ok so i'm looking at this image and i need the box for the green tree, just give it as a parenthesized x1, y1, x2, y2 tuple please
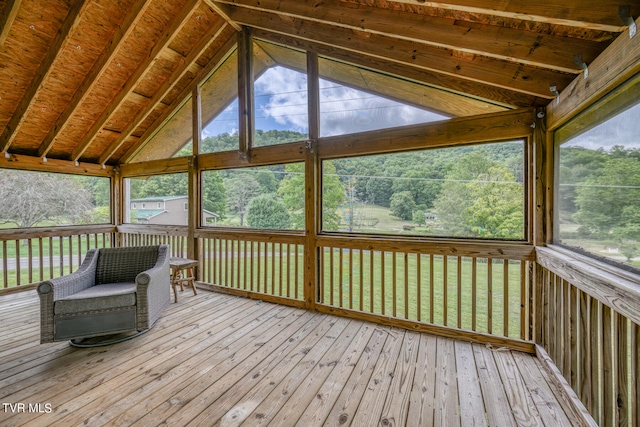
(224, 174, 260, 226)
(390, 191, 416, 220)
(246, 194, 290, 229)
(574, 157, 640, 238)
(322, 162, 345, 231)
(365, 177, 394, 207)
(278, 163, 305, 229)
(0, 170, 94, 228)
(434, 151, 523, 238)
(255, 170, 278, 193)
(202, 172, 226, 219)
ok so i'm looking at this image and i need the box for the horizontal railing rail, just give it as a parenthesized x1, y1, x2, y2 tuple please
(535, 246, 640, 427)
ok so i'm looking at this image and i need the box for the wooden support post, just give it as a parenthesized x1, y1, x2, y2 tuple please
(188, 86, 202, 266)
(113, 168, 124, 248)
(304, 51, 319, 310)
(237, 27, 254, 160)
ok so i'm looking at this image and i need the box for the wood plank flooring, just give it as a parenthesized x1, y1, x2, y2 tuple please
(0, 289, 581, 426)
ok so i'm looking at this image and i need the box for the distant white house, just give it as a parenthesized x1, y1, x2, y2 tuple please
(130, 196, 218, 225)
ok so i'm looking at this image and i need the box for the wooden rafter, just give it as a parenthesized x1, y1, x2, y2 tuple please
(203, 0, 241, 31)
(0, 0, 88, 154)
(120, 32, 238, 163)
(0, 0, 22, 48)
(219, 4, 574, 99)
(36, 0, 153, 159)
(70, 0, 202, 163)
(97, 19, 229, 165)
(216, 0, 606, 73)
(374, 0, 635, 32)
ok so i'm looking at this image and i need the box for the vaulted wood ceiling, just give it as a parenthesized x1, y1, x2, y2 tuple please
(0, 0, 636, 166)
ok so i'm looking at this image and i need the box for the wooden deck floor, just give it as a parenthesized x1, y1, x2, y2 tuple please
(1, 289, 581, 426)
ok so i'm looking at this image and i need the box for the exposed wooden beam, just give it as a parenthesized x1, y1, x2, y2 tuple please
(0, 0, 88, 154)
(237, 27, 254, 155)
(217, 0, 606, 73)
(119, 157, 189, 177)
(203, 0, 242, 31)
(254, 29, 545, 109)
(97, 19, 229, 165)
(221, 4, 572, 99)
(369, 0, 635, 32)
(70, 0, 202, 162)
(0, 0, 21, 48)
(546, 16, 640, 131)
(120, 32, 238, 163)
(0, 152, 114, 177)
(316, 108, 536, 159)
(36, 0, 153, 159)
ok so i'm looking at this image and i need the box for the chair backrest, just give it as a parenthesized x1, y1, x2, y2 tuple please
(96, 246, 160, 285)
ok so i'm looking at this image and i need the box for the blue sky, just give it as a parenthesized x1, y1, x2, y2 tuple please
(202, 66, 446, 139)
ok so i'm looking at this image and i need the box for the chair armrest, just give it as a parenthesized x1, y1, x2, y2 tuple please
(37, 249, 99, 300)
(135, 244, 171, 329)
(37, 248, 99, 343)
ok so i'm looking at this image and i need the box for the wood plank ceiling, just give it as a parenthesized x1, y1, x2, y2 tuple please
(0, 0, 636, 166)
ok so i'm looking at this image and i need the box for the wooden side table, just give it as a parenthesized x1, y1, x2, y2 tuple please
(169, 257, 198, 303)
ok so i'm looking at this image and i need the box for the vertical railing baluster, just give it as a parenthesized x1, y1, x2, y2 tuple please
(471, 257, 477, 332)
(28, 238, 33, 284)
(617, 313, 629, 426)
(416, 253, 421, 322)
(503, 260, 509, 337)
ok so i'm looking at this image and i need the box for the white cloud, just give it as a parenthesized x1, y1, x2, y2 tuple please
(251, 66, 447, 136)
(564, 102, 640, 150)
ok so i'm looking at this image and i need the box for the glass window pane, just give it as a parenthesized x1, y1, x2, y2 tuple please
(253, 41, 308, 147)
(556, 78, 640, 269)
(318, 57, 449, 137)
(125, 173, 188, 225)
(0, 170, 110, 227)
(201, 51, 240, 153)
(201, 163, 304, 230)
(322, 141, 525, 239)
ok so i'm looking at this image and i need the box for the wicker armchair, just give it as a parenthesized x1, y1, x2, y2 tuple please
(37, 245, 171, 345)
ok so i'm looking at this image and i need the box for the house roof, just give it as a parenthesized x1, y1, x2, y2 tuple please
(0, 0, 637, 166)
(131, 196, 187, 203)
(134, 209, 166, 220)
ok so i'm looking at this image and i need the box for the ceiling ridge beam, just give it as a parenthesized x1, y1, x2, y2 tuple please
(216, 0, 604, 73)
(376, 0, 632, 33)
(0, 0, 22, 48)
(97, 20, 229, 165)
(37, 0, 154, 159)
(70, 0, 203, 163)
(121, 31, 238, 163)
(222, 4, 570, 99)
(0, 0, 89, 154)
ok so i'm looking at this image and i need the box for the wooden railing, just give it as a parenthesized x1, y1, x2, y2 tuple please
(116, 224, 188, 258)
(536, 246, 640, 427)
(316, 236, 535, 351)
(196, 229, 305, 306)
(0, 225, 115, 289)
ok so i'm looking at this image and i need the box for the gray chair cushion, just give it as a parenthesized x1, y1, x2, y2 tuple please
(54, 282, 137, 315)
